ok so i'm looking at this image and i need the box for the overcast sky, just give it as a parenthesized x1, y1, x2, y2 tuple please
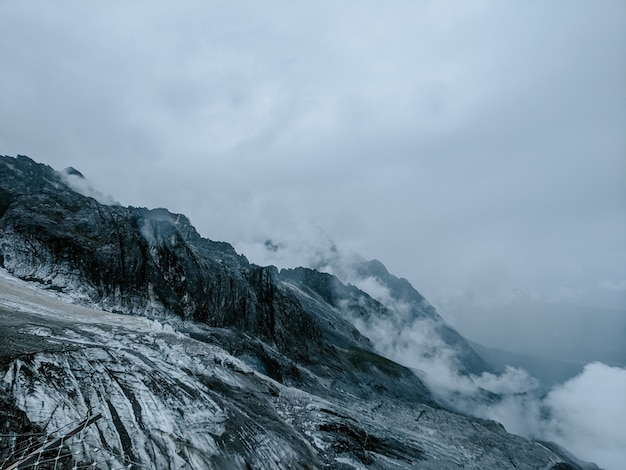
(1, 1, 625, 333)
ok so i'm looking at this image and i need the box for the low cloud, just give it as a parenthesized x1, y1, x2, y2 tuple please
(351, 273, 626, 470)
(360, 303, 626, 470)
(354, 279, 626, 470)
(541, 363, 626, 470)
(59, 168, 119, 206)
(235, 222, 347, 272)
(246, 235, 626, 469)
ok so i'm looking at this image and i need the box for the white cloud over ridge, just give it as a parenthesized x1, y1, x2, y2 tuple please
(541, 363, 626, 470)
(250, 236, 625, 469)
(353, 279, 626, 470)
(58, 168, 119, 206)
(358, 272, 626, 470)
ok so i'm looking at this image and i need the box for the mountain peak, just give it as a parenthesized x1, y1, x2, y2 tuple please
(63, 166, 85, 178)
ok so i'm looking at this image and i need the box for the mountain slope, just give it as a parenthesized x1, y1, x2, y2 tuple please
(0, 154, 594, 469)
(0, 271, 589, 469)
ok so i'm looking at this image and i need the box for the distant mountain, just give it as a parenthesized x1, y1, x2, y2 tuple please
(0, 155, 595, 469)
(468, 340, 587, 388)
(454, 299, 626, 370)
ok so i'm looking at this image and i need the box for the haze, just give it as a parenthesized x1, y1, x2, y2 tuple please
(1, 0, 625, 371)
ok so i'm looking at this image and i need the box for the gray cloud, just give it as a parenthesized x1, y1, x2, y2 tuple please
(541, 363, 626, 470)
(1, 0, 623, 333)
(2, 0, 624, 346)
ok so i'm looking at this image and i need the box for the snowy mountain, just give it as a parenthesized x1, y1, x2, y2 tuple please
(0, 155, 596, 469)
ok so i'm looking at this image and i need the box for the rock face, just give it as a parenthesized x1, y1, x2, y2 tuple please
(0, 155, 321, 361)
(279, 264, 493, 376)
(0, 155, 594, 469)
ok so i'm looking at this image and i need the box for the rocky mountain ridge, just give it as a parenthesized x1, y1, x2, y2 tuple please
(0, 154, 595, 469)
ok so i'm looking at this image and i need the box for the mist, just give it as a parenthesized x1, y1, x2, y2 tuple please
(245, 233, 626, 469)
(339, 249, 626, 470)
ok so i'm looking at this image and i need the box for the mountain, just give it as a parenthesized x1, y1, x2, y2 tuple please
(277, 263, 494, 382)
(456, 299, 626, 371)
(0, 155, 595, 469)
(468, 340, 587, 388)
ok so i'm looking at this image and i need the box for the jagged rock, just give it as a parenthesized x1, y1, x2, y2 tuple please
(0, 155, 322, 360)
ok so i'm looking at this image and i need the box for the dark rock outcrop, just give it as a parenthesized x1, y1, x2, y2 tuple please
(0, 155, 321, 360)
